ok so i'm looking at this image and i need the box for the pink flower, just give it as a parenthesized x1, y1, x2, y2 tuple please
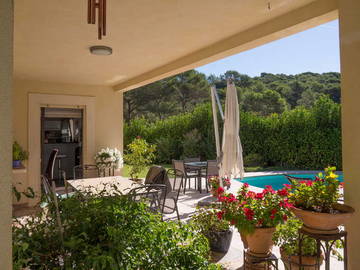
(243, 183, 249, 188)
(255, 193, 264, 200)
(283, 183, 292, 189)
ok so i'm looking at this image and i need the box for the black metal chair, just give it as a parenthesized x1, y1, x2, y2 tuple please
(44, 148, 59, 180)
(128, 184, 167, 220)
(172, 159, 198, 193)
(163, 168, 185, 221)
(73, 164, 100, 179)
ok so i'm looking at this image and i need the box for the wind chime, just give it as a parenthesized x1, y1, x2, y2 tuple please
(87, 0, 107, 40)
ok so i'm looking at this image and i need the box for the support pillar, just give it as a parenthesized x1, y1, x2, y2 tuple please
(0, 0, 14, 268)
(338, 1, 360, 269)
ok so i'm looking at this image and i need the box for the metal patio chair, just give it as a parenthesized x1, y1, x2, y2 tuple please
(172, 159, 198, 193)
(73, 164, 100, 179)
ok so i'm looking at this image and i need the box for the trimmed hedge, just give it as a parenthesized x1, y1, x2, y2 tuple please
(124, 96, 341, 169)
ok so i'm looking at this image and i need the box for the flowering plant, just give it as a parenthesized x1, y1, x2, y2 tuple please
(209, 176, 231, 197)
(217, 183, 293, 234)
(288, 166, 343, 213)
(95, 148, 123, 168)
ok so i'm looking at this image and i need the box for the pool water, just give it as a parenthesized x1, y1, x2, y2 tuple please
(237, 173, 344, 190)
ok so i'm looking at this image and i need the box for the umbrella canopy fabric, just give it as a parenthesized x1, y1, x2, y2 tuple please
(219, 81, 245, 179)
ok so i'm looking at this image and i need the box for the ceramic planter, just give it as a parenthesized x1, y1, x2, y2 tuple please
(242, 227, 276, 257)
(280, 249, 324, 270)
(291, 203, 354, 234)
(13, 160, 22, 168)
(205, 228, 233, 253)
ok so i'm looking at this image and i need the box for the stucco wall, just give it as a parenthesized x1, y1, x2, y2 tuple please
(12, 79, 123, 202)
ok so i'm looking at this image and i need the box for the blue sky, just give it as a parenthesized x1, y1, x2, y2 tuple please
(196, 20, 340, 77)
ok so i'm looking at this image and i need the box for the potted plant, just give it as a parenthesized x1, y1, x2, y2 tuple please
(190, 207, 233, 253)
(288, 166, 354, 234)
(273, 217, 324, 270)
(209, 176, 231, 197)
(13, 141, 28, 168)
(217, 183, 293, 257)
(124, 137, 156, 181)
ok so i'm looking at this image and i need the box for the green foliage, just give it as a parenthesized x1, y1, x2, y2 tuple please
(123, 137, 156, 179)
(243, 153, 265, 167)
(125, 95, 341, 169)
(190, 207, 230, 242)
(13, 141, 28, 161)
(272, 217, 317, 256)
(288, 166, 343, 213)
(13, 189, 220, 269)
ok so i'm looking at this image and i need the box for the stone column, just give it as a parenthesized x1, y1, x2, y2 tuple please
(0, 0, 14, 269)
(338, 0, 360, 269)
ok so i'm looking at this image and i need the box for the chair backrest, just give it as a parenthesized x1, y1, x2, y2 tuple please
(73, 164, 100, 179)
(184, 157, 200, 163)
(41, 175, 58, 203)
(172, 160, 186, 175)
(45, 148, 59, 180)
(206, 160, 219, 176)
(145, 166, 166, 184)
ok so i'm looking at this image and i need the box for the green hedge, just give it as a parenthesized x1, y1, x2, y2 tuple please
(124, 96, 341, 169)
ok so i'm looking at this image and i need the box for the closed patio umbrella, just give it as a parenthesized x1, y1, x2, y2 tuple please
(219, 80, 244, 180)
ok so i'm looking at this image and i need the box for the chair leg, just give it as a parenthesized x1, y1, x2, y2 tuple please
(175, 204, 180, 221)
(205, 177, 209, 193)
(183, 178, 187, 194)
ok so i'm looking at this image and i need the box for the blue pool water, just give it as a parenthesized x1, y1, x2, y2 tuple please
(237, 173, 344, 190)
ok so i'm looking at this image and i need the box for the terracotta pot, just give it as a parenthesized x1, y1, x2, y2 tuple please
(291, 203, 354, 234)
(242, 227, 276, 257)
(280, 249, 324, 270)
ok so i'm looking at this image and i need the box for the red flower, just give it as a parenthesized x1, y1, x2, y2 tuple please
(217, 186, 225, 195)
(257, 219, 264, 226)
(243, 208, 254, 220)
(246, 191, 256, 199)
(230, 219, 236, 225)
(218, 196, 228, 203)
(270, 215, 275, 219)
(271, 209, 277, 215)
(264, 185, 275, 194)
(283, 214, 288, 221)
(227, 193, 238, 202)
(306, 180, 313, 187)
(339, 182, 344, 188)
(280, 199, 294, 209)
(277, 188, 288, 197)
(255, 193, 264, 200)
(243, 183, 249, 188)
(217, 211, 224, 220)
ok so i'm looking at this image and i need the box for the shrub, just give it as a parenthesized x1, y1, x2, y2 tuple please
(13, 190, 220, 269)
(124, 96, 341, 170)
(243, 153, 265, 167)
(123, 137, 156, 179)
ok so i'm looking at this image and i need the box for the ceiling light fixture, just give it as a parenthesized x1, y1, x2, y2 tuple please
(87, 0, 107, 40)
(89, 45, 112, 55)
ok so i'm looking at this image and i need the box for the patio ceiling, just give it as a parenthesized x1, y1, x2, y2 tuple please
(14, 0, 337, 91)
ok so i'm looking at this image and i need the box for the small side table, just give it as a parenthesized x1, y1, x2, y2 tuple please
(298, 227, 347, 270)
(243, 250, 279, 270)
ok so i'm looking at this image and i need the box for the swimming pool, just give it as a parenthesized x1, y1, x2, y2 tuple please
(237, 173, 344, 190)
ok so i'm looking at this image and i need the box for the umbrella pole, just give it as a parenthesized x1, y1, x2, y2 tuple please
(210, 86, 221, 160)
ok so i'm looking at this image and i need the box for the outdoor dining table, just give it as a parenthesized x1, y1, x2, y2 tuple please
(67, 176, 142, 196)
(184, 161, 207, 193)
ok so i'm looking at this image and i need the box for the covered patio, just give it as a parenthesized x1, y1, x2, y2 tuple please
(1, 0, 360, 268)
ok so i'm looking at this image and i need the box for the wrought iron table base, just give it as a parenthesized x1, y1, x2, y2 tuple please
(243, 250, 279, 270)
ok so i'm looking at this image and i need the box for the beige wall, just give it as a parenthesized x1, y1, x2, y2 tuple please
(338, 0, 360, 269)
(13, 79, 123, 201)
(0, 0, 13, 268)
